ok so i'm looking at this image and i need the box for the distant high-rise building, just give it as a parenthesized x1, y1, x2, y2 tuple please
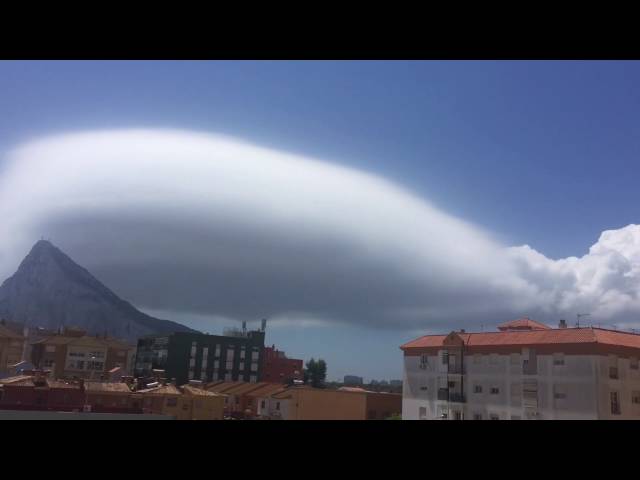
(343, 375, 363, 385)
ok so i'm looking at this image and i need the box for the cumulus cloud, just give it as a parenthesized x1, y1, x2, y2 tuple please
(0, 129, 639, 331)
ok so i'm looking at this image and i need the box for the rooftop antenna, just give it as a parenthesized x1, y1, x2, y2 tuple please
(576, 313, 590, 328)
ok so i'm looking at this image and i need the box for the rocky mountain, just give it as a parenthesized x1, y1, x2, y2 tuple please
(0, 240, 197, 341)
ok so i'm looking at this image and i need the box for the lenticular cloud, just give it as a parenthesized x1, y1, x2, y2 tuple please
(0, 129, 639, 330)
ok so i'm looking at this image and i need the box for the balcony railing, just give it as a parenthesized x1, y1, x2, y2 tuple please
(436, 389, 466, 403)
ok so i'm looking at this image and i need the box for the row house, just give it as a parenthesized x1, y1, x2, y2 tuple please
(134, 383, 226, 420)
(401, 318, 640, 420)
(206, 381, 287, 418)
(255, 385, 402, 420)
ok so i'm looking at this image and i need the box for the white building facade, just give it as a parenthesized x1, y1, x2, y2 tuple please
(401, 319, 640, 420)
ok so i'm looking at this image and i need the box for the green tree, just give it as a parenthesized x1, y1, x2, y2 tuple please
(304, 358, 327, 388)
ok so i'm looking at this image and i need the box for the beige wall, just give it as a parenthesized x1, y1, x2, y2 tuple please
(289, 389, 367, 420)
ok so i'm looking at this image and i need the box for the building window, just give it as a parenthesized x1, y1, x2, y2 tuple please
(418, 406, 427, 419)
(473, 384, 482, 394)
(249, 375, 257, 383)
(261, 400, 266, 409)
(240, 350, 246, 360)
(490, 387, 499, 395)
(611, 391, 621, 415)
(214, 360, 219, 368)
(235, 397, 240, 405)
(166, 397, 177, 407)
(632, 391, 640, 404)
(609, 366, 619, 380)
(226, 361, 233, 370)
(553, 353, 565, 366)
(250, 362, 258, 372)
(43, 359, 55, 368)
(419, 354, 428, 369)
(419, 386, 428, 391)
(189, 371, 194, 380)
(441, 352, 449, 365)
(215, 345, 220, 357)
(276, 402, 280, 411)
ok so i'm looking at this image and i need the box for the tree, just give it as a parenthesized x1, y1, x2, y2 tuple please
(304, 358, 327, 388)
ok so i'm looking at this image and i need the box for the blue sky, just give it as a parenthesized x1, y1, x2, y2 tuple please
(2, 60, 640, 381)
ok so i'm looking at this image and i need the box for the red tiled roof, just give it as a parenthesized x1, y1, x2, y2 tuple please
(401, 327, 640, 350)
(497, 318, 551, 331)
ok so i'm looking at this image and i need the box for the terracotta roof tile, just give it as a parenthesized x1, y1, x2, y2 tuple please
(401, 326, 640, 351)
(85, 382, 132, 393)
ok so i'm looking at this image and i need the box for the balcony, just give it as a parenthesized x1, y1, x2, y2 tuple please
(448, 364, 465, 375)
(436, 389, 466, 403)
(449, 393, 466, 403)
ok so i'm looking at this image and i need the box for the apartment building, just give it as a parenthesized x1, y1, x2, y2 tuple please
(261, 345, 303, 384)
(134, 329, 265, 386)
(256, 385, 402, 420)
(0, 324, 24, 375)
(401, 318, 640, 420)
(30, 328, 135, 379)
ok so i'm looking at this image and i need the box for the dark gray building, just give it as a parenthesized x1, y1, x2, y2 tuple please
(134, 328, 266, 386)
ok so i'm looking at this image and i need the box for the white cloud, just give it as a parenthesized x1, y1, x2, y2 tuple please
(0, 129, 639, 331)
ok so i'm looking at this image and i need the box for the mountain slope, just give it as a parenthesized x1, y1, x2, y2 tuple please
(0, 240, 197, 340)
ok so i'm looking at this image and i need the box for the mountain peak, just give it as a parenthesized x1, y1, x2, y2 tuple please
(0, 240, 196, 340)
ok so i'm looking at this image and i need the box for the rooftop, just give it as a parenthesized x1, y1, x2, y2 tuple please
(85, 382, 132, 393)
(401, 324, 640, 351)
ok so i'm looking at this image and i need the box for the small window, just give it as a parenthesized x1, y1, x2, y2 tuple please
(419, 386, 428, 391)
(419, 354, 428, 368)
(632, 391, 640, 404)
(419, 406, 427, 419)
(554, 391, 567, 400)
(474, 385, 482, 394)
(490, 387, 500, 395)
(276, 402, 280, 411)
(553, 353, 565, 366)
(441, 352, 449, 365)
(260, 400, 266, 409)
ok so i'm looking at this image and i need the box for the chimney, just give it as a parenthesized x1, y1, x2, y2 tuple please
(558, 319, 567, 329)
